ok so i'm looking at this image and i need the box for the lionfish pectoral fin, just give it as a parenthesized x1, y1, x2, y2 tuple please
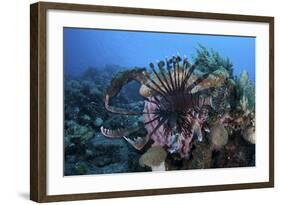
(104, 68, 150, 115)
(101, 126, 123, 138)
(123, 135, 149, 151)
(101, 126, 137, 138)
(105, 95, 144, 115)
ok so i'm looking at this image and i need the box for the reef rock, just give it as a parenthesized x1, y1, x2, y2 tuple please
(212, 135, 255, 168)
(183, 140, 213, 169)
(88, 133, 143, 174)
(139, 146, 167, 171)
(209, 123, 228, 150)
(94, 117, 103, 127)
(242, 126, 255, 144)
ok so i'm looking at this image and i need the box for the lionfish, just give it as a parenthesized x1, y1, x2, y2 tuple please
(101, 55, 228, 158)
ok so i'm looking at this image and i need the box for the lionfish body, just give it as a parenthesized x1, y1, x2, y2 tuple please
(101, 55, 229, 158)
(142, 59, 214, 158)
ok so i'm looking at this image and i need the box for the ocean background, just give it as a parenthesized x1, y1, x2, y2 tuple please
(63, 27, 256, 176)
(64, 27, 255, 81)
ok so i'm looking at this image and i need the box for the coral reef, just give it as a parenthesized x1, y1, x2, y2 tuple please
(235, 70, 255, 112)
(64, 46, 256, 175)
(64, 66, 148, 175)
(139, 146, 167, 171)
(242, 126, 255, 144)
(209, 123, 229, 150)
(194, 44, 234, 78)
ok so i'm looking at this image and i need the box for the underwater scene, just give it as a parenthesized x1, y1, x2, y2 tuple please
(64, 28, 256, 175)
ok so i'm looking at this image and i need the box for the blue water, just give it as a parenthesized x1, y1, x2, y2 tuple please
(64, 27, 255, 81)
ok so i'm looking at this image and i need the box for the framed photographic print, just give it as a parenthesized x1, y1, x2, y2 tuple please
(30, 1, 274, 202)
